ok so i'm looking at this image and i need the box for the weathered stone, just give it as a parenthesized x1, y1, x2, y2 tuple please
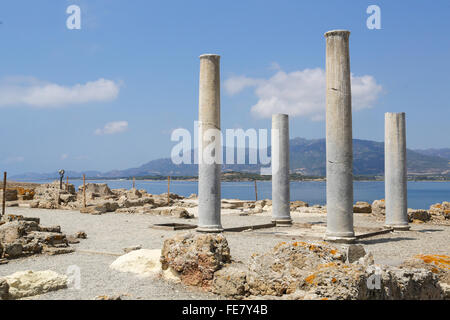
(59, 193, 76, 203)
(345, 244, 366, 263)
(211, 241, 444, 300)
(126, 188, 142, 199)
(3, 243, 23, 258)
(78, 183, 113, 198)
(0, 278, 9, 300)
(161, 232, 230, 287)
(27, 231, 68, 246)
(80, 205, 107, 215)
(401, 254, 450, 287)
(95, 295, 122, 300)
(75, 231, 87, 239)
(123, 245, 142, 253)
(407, 209, 431, 222)
(0, 189, 18, 201)
(38, 225, 61, 233)
(372, 199, 386, 215)
(429, 202, 450, 220)
(353, 202, 372, 213)
(290, 201, 309, 209)
(42, 247, 75, 255)
(22, 240, 42, 254)
(213, 263, 249, 298)
(110, 249, 163, 276)
(0, 221, 27, 243)
(4, 270, 67, 299)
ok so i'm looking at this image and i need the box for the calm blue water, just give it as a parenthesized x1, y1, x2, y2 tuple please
(32, 180, 450, 210)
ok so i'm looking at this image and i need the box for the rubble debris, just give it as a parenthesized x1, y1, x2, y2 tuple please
(160, 232, 231, 288)
(2, 270, 67, 300)
(408, 209, 431, 222)
(123, 245, 142, 253)
(210, 240, 445, 300)
(0, 214, 81, 260)
(353, 202, 372, 213)
(110, 249, 180, 282)
(429, 202, 450, 221)
(371, 199, 385, 215)
(95, 295, 122, 300)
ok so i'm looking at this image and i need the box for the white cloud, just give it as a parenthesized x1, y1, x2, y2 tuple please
(61, 154, 69, 160)
(3, 156, 25, 164)
(94, 121, 128, 135)
(0, 77, 120, 108)
(224, 67, 382, 120)
(224, 76, 263, 95)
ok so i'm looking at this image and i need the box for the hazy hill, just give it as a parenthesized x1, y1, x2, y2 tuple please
(11, 138, 449, 180)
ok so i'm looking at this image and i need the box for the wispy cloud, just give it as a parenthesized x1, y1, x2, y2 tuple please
(224, 67, 382, 120)
(94, 121, 128, 135)
(0, 77, 120, 108)
(60, 153, 69, 160)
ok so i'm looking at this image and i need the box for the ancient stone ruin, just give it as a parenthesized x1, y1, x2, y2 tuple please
(0, 214, 84, 263)
(158, 232, 448, 300)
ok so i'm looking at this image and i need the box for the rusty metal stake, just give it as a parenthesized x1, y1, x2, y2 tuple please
(167, 176, 171, 205)
(1, 172, 6, 218)
(83, 174, 86, 208)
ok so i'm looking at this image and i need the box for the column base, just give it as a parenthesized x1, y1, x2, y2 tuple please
(384, 224, 410, 231)
(272, 219, 292, 227)
(324, 235, 357, 244)
(324, 231, 356, 244)
(196, 225, 224, 233)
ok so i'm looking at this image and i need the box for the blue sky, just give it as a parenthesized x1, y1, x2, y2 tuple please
(0, 0, 449, 175)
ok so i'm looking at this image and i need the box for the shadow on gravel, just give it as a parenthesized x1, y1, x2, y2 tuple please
(358, 237, 416, 245)
(415, 229, 444, 233)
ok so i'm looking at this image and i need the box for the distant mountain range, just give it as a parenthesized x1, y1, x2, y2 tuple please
(11, 138, 450, 180)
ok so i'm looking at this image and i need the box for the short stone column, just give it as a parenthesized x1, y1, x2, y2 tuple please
(197, 54, 223, 233)
(324, 30, 355, 243)
(385, 112, 409, 230)
(271, 114, 292, 226)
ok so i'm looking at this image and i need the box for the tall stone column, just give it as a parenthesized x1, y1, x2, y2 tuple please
(385, 112, 409, 230)
(271, 114, 292, 226)
(197, 54, 223, 233)
(324, 30, 355, 243)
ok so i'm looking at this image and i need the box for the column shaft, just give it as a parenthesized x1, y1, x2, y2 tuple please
(197, 54, 223, 232)
(385, 112, 409, 230)
(324, 30, 355, 242)
(272, 114, 291, 225)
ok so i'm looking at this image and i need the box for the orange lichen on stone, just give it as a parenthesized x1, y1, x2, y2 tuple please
(318, 262, 337, 269)
(305, 274, 316, 285)
(415, 254, 450, 270)
(330, 249, 337, 255)
(331, 278, 337, 283)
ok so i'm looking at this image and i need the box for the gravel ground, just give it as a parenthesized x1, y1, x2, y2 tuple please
(1, 207, 449, 300)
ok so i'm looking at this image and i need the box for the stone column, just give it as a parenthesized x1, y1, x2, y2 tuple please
(271, 114, 292, 226)
(385, 112, 409, 230)
(197, 54, 223, 233)
(324, 30, 355, 243)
